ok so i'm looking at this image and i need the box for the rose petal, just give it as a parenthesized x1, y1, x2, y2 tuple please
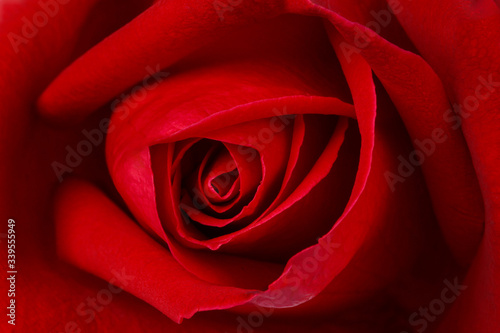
(386, 0, 500, 331)
(54, 179, 258, 323)
(36, 0, 288, 123)
(307, 0, 485, 267)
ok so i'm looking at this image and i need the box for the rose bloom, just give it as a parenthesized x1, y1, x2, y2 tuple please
(1, 0, 499, 332)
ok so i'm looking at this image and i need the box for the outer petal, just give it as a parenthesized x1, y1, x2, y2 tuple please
(301, 0, 485, 268)
(55, 179, 257, 323)
(37, 0, 288, 122)
(386, 0, 500, 331)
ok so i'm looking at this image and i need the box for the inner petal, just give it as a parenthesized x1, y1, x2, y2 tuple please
(178, 139, 263, 225)
(201, 148, 240, 203)
(206, 170, 240, 201)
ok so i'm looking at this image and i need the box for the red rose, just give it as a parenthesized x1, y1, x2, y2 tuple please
(2, 0, 499, 332)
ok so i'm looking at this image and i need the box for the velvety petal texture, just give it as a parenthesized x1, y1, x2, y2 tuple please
(1, 0, 498, 332)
